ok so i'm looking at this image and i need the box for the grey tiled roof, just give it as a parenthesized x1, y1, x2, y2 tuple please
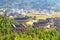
(14, 17, 31, 21)
(12, 24, 26, 29)
(34, 20, 48, 24)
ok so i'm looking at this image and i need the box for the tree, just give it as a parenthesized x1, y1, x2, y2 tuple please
(33, 16, 36, 20)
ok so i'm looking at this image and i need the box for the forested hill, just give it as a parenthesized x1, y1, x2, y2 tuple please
(0, 0, 60, 12)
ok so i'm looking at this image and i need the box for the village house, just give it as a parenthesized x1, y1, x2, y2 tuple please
(46, 17, 60, 30)
(32, 19, 51, 28)
(14, 17, 33, 27)
(46, 18, 55, 27)
(54, 17, 60, 30)
(32, 17, 58, 28)
(11, 24, 26, 32)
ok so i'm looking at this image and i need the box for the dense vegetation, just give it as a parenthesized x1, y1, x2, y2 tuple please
(1, 27, 60, 40)
(0, 15, 60, 40)
(0, 15, 16, 40)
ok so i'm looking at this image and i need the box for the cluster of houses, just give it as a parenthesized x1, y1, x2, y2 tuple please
(0, 9, 27, 18)
(0, 9, 60, 32)
(11, 17, 60, 32)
